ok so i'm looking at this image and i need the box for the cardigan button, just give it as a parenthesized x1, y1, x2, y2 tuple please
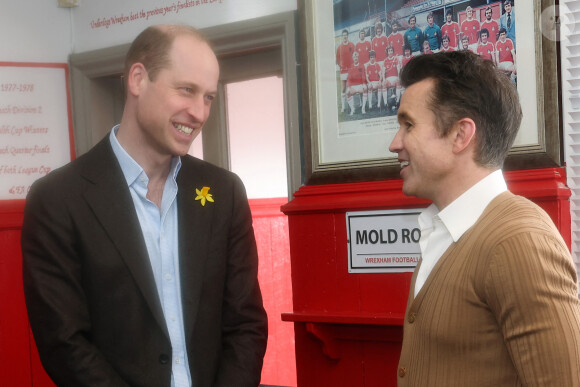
(159, 354, 170, 364)
(408, 313, 417, 323)
(398, 367, 407, 377)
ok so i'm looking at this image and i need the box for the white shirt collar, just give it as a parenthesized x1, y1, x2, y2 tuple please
(419, 169, 507, 243)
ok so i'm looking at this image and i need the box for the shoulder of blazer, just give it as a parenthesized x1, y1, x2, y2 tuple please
(29, 136, 118, 194)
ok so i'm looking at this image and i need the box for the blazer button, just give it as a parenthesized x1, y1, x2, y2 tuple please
(159, 354, 170, 364)
(398, 367, 407, 377)
(408, 312, 417, 323)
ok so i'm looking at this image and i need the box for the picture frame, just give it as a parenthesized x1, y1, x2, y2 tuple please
(299, 0, 560, 185)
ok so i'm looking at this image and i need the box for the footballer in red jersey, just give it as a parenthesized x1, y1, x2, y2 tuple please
(336, 29, 355, 112)
(476, 28, 495, 64)
(480, 6, 500, 44)
(441, 9, 460, 48)
(461, 35, 475, 53)
(461, 6, 479, 49)
(346, 51, 368, 115)
(440, 35, 455, 52)
(496, 28, 516, 80)
(387, 21, 405, 57)
(382, 45, 401, 110)
(355, 28, 372, 65)
(372, 22, 389, 62)
(400, 45, 413, 67)
(365, 50, 383, 108)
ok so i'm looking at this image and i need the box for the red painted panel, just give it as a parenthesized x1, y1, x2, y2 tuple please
(0, 229, 32, 386)
(252, 198, 296, 386)
(287, 213, 342, 313)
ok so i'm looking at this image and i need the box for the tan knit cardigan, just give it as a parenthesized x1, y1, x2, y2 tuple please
(397, 192, 580, 386)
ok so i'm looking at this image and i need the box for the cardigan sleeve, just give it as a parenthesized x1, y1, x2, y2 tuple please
(485, 230, 580, 386)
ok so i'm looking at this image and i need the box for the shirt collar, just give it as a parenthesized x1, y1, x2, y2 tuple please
(109, 125, 182, 186)
(438, 169, 507, 242)
(419, 169, 507, 243)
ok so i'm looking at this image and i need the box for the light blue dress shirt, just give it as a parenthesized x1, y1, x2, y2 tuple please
(110, 126, 192, 387)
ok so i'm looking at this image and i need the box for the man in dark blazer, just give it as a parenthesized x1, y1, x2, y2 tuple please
(21, 25, 268, 386)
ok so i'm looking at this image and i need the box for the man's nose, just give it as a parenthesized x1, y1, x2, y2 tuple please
(389, 130, 402, 153)
(187, 95, 207, 122)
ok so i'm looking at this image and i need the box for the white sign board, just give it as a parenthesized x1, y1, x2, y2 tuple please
(346, 209, 422, 273)
(0, 63, 73, 200)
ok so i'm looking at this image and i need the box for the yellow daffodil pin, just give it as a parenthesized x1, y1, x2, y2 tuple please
(195, 186, 214, 206)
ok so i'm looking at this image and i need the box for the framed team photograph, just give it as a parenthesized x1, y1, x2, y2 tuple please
(299, 0, 560, 185)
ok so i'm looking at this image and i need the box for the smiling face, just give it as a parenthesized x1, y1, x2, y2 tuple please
(133, 34, 219, 157)
(389, 78, 455, 203)
(481, 31, 488, 44)
(462, 37, 470, 48)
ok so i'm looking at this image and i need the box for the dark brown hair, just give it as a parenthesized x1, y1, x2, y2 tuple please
(400, 51, 522, 168)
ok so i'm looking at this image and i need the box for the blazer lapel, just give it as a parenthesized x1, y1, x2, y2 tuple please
(80, 138, 168, 338)
(176, 158, 216, 342)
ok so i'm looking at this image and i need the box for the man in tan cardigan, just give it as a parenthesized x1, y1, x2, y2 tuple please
(389, 51, 580, 386)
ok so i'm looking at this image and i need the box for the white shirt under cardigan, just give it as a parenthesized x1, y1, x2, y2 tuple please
(414, 169, 507, 297)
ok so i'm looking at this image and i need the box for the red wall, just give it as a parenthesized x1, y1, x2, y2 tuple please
(0, 200, 54, 386)
(0, 198, 295, 387)
(250, 198, 296, 386)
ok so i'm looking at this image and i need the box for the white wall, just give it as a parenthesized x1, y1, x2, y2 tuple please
(71, 0, 297, 53)
(0, 2, 73, 62)
(0, 1, 297, 61)
(228, 76, 288, 199)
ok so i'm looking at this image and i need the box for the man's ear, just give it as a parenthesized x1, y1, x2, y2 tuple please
(127, 63, 147, 97)
(452, 118, 477, 154)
